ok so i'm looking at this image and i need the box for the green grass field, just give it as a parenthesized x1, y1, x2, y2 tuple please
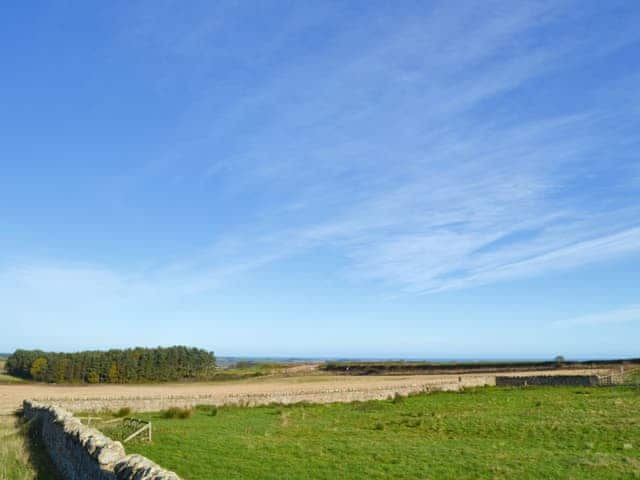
(0, 373, 25, 384)
(0, 360, 24, 385)
(0, 415, 59, 480)
(123, 387, 640, 479)
(626, 368, 640, 385)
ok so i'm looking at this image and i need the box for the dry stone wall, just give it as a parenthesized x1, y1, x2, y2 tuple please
(495, 375, 600, 387)
(22, 400, 181, 480)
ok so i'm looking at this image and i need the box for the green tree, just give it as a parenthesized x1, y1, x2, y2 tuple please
(30, 357, 48, 381)
(7, 346, 216, 384)
(107, 362, 120, 383)
(86, 370, 100, 384)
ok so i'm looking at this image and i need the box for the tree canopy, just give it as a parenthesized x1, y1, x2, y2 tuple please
(6, 346, 216, 384)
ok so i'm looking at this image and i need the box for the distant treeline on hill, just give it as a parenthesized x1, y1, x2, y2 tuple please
(6, 346, 216, 384)
(322, 358, 640, 375)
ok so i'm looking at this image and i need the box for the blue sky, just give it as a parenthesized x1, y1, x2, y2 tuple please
(1, 1, 639, 358)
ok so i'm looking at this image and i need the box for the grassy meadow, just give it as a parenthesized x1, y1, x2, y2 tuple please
(0, 360, 24, 385)
(0, 373, 24, 385)
(0, 357, 45, 480)
(0, 415, 58, 480)
(121, 386, 640, 480)
(0, 360, 21, 385)
(0, 415, 32, 480)
(626, 368, 640, 385)
(0, 355, 55, 480)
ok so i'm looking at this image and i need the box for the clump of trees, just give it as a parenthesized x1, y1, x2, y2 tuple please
(6, 346, 216, 384)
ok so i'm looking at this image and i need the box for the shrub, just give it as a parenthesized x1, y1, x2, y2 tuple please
(392, 393, 405, 404)
(402, 418, 422, 428)
(624, 367, 640, 385)
(115, 407, 132, 417)
(196, 405, 218, 416)
(162, 407, 193, 419)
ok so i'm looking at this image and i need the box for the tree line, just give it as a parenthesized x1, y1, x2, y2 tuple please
(6, 346, 216, 383)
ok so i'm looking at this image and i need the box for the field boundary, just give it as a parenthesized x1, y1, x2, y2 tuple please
(30, 378, 481, 413)
(46, 373, 630, 414)
(0, 368, 615, 415)
(23, 400, 178, 480)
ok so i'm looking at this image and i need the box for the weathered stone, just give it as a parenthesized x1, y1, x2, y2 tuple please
(22, 400, 182, 480)
(97, 443, 126, 466)
(495, 375, 600, 387)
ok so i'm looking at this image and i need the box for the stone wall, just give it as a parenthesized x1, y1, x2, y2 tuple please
(36, 378, 493, 413)
(22, 400, 181, 480)
(495, 375, 600, 387)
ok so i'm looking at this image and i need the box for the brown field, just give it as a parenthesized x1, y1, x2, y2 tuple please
(0, 368, 611, 415)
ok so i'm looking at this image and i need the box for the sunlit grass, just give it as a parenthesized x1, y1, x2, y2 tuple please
(0, 360, 25, 384)
(0, 416, 35, 480)
(625, 368, 640, 385)
(0, 414, 58, 480)
(125, 386, 640, 479)
(0, 374, 24, 384)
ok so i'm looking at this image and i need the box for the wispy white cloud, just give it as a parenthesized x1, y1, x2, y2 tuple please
(555, 305, 640, 328)
(112, 1, 639, 295)
(12, 1, 640, 300)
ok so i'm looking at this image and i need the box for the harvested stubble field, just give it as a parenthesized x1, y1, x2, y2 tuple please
(118, 386, 640, 480)
(0, 369, 608, 415)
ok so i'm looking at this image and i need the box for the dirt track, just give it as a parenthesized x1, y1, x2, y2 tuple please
(0, 368, 609, 415)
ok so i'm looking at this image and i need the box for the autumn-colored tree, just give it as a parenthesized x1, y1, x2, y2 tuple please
(107, 362, 120, 383)
(29, 357, 48, 381)
(86, 370, 100, 384)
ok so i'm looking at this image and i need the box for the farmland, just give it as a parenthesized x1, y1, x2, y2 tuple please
(120, 386, 640, 479)
(0, 368, 610, 415)
(0, 360, 638, 479)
